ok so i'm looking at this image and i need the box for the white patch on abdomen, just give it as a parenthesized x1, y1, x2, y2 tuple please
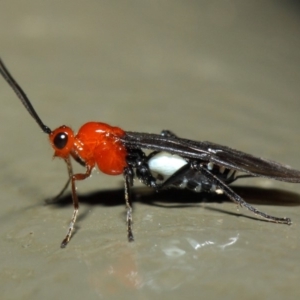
(148, 152, 188, 181)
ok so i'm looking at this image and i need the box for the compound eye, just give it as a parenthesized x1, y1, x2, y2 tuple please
(53, 132, 68, 149)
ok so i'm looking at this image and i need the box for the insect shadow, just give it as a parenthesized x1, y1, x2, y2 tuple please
(45, 185, 300, 224)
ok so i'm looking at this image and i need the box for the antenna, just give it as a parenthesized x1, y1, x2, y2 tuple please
(0, 58, 51, 134)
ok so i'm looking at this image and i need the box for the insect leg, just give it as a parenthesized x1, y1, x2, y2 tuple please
(198, 164, 292, 225)
(123, 167, 135, 242)
(46, 151, 89, 204)
(60, 158, 93, 248)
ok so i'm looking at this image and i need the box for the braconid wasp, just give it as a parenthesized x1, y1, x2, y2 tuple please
(1, 58, 299, 248)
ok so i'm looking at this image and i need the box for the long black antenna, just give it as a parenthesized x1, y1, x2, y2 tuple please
(0, 58, 51, 134)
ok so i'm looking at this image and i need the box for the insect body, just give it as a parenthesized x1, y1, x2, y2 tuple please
(1, 58, 299, 248)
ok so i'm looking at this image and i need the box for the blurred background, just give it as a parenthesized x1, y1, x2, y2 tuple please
(0, 1, 300, 299)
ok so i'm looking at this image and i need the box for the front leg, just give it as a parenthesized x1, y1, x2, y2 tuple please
(60, 157, 93, 248)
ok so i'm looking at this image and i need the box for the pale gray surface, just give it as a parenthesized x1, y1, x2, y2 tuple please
(0, 1, 300, 299)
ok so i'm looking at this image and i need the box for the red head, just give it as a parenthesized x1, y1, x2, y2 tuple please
(49, 126, 75, 159)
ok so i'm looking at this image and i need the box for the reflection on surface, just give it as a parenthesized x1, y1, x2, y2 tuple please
(84, 231, 241, 295)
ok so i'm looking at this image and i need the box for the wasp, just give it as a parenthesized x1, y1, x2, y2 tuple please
(1, 58, 298, 248)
